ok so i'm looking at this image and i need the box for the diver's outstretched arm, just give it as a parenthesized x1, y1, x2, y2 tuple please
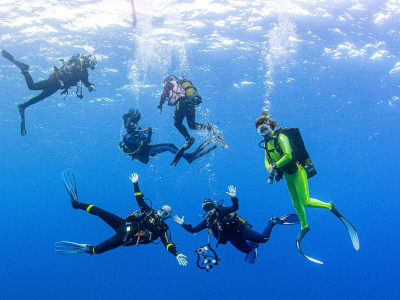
(129, 173, 150, 211)
(180, 219, 208, 234)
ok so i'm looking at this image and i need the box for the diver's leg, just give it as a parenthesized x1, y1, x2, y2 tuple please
(185, 102, 212, 131)
(240, 223, 274, 244)
(89, 232, 125, 254)
(297, 167, 331, 210)
(21, 72, 52, 90)
(75, 202, 125, 232)
(285, 172, 308, 230)
(148, 143, 179, 157)
(18, 85, 59, 135)
(229, 237, 253, 254)
(19, 85, 59, 109)
(174, 103, 191, 140)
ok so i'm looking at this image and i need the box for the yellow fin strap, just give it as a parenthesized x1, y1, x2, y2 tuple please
(134, 192, 143, 196)
(92, 247, 96, 254)
(166, 243, 173, 251)
(86, 205, 94, 212)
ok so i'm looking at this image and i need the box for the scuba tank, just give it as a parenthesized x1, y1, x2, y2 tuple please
(178, 78, 202, 105)
(265, 128, 317, 179)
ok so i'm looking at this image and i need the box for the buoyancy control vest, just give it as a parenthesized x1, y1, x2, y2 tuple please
(123, 210, 169, 246)
(266, 128, 317, 178)
(207, 211, 251, 244)
(166, 81, 186, 106)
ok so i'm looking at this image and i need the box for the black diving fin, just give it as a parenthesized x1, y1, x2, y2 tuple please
(330, 202, 360, 251)
(186, 137, 217, 164)
(170, 137, 195, 166)
(296, 227, 323, 265)
(2, 50, 29, 71)
(2, 50, 15, 62)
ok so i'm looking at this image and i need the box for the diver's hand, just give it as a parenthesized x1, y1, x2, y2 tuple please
(129, 173, 139, 183)
(226, 185, 237, 198)
(267, 163, 276, 173)
(174, 215, 184, 225)
(157, 104, 163, 114)
(88, 84, 95, 92)
(176, 253, 188, 266)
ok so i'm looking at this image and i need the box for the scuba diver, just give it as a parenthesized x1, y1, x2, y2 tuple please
(55, 169, 188, 267)
(255, 110, 359, 264)
(118, 108, 218, 166)
(157, 75, 229, 153)
(174, 185, 300, 265)
(1, 50, 96, 136)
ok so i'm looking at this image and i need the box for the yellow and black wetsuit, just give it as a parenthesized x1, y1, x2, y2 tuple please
(72, 182, 179, 256)
(264, 132, 332, 230)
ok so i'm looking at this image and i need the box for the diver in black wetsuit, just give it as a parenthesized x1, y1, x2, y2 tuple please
(56, 170, 188, 266)
(174, 185, 299, 263)
(118, 108, 217, 166)
(1, 50, 96, 136)
(157, 76, 222, 150)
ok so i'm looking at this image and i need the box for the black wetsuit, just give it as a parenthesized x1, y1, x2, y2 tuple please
(182, 197, 275, 253)
(120, 126, 192, 164)
(159, 86, 210, 141)
(73, 182, 179, 256)
(19, 54, 94, 109)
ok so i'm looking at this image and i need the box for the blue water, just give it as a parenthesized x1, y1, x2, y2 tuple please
(0, 1, 399, 299)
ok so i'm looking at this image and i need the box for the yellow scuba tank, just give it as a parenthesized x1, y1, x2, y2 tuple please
(180, 78, 202, 105)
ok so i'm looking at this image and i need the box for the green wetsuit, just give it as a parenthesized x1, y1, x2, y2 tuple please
(264, 132, 331, 230)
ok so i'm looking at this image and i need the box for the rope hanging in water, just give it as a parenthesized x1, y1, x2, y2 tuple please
(130, 0, 137, 27)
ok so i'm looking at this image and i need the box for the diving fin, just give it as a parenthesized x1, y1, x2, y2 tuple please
(245, 241, 259, 264)
(2, 50, 14, 62)
(55, 241, 92, 255)
(330, 202, 360, 251)
(61, 168, 79, 208)
(170, 147, 185, 166)
(170, 137, 195, 166)
(18, 104, 26, 136)
(296, 227, 323, 265)
(188, 145, 217, 164)
(2, 50, 29, 71)
(207, 125, 229, 149)
(270, 213, 300, 225)
(186, 137, 217, 164)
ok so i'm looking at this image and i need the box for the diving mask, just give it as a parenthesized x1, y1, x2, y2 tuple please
(157, 205, 172, 219)
(202, 199, 216, 213)
(257, 123, 272, 137)
(87, 55, 97, 69)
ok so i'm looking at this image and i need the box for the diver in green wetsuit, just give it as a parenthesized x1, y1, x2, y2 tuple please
(255, 110, 359, 264)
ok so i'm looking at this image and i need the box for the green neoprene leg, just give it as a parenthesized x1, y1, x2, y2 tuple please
(298, 167, 331, 210)
(285, 167, 332, 230)
(285, 173, 308, 230)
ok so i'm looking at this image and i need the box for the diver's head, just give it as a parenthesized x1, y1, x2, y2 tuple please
(87, 54, 97, 70)
(202, 198, 217, 214)
(162, 76, 175, 90)
(255, 110, 277, 138)
(157, 205, 172, 220)
(123, 109, 141, 132)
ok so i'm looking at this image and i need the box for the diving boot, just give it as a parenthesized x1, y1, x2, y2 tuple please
(14, 60, 29, 72)
(330, 202, 343, 218)
(183, 137, 195, 150)
(297, 227, 310, 244)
